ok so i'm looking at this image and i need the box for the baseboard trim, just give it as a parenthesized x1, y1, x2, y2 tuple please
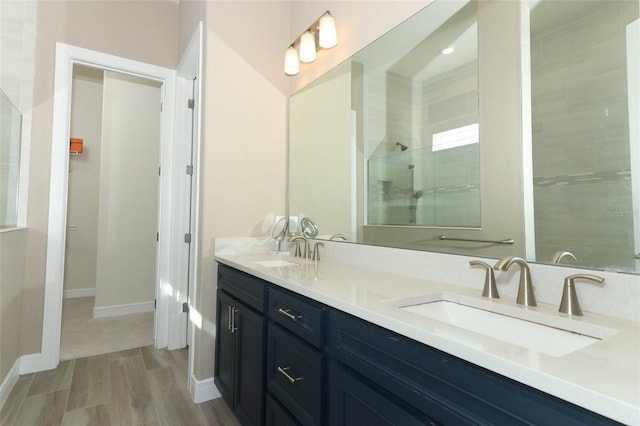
(0, 358, 20, 411)
(93, 301, 154, 319)
(190, 374, 221, 404)
(63, 287, 96, 299)
(0, 352, 49, 411)
(20, 352, 48, 375)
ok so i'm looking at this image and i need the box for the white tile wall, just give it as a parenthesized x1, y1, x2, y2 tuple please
(0, 0, 38, 112)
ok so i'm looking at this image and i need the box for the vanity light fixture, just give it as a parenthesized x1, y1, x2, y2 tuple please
(299, 31, 317, 63)
(284, 11, 337, 76)
(442, 47, 455, 55)
(284, 46, 300, 75)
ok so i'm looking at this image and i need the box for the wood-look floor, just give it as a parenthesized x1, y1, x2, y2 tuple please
(0, 346, 241, 426)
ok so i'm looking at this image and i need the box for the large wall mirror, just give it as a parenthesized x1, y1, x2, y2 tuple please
(289, 0, 640, 274)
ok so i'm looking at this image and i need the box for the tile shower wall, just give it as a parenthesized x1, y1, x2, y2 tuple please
(366, 61, 479, 227)
(531, 1, 638, 269)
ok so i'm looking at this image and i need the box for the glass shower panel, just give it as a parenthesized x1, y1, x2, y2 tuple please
(367, 145, 480, 227)
(0, 89, 22, 228)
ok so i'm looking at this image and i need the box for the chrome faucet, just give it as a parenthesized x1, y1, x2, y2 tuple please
(550, 251, 577, 264)
(494, 256, 537, 307)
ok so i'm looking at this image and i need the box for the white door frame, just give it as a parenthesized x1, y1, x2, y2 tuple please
(174, 22, 203, 396)
(40, 43, 176, 371)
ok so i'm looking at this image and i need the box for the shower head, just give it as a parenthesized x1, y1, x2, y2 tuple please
(414, 190, 424, 199)
(396, 142, 408, 151)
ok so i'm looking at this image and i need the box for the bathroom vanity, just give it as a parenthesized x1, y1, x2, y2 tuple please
(213, 252, 639, 425)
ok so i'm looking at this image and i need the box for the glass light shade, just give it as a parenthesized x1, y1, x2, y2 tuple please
(284, 46, 300, 75)
(319, 13, 337, 48)
(299, 31, 316, 63)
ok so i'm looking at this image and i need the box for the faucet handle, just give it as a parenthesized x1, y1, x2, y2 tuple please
(288, 236, 305, 258)
(559, 274, 605, 316)
(469, 260, 499, 299)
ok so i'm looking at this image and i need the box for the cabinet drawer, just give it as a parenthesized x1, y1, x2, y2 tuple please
(268, 286, 324, 349)
(267, 323, 323, 425)
(218, 264, 267, 313)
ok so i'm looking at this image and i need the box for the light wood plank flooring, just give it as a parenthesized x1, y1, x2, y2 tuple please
(0, 346, 240, 426)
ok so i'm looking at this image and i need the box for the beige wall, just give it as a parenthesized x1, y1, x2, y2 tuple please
(21, 0, 179, 355)
(0, 229, 27, 385)
(94, 71, 160, 308)
(183, 0, 437, 381)
(184, 0, 291, 380)
(64, 66, 104, 293)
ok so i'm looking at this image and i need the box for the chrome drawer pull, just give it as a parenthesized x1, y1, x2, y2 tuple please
(278, 308, 301, 322)
(277, 366, 303, 384)
(230, 307, 237, 333)
(227, 306, 232, 331)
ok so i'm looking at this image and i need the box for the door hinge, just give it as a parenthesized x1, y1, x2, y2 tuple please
(156, 232, 159, 242)
(184, 233, 192, 244)
(186, 165, 193, 176)
(160, 102, 163, 112)
(182, 302, 189, 313)
(188, 99, 194, 109)
(154, 299, 157, 309)
(158, 166, 161, 176)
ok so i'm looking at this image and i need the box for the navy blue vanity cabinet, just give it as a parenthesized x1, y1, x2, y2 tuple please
(266, 286, 325, 425)
(215, 265, 268, 426)
(265, 394, 301, 426)
(327, 309, 622, 426)
(327, 359, 439, 426)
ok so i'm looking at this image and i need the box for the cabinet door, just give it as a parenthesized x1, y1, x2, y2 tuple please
(214, 289, 236, 407)
(327, 361, 437, 426)
(234, 302, 267, 426)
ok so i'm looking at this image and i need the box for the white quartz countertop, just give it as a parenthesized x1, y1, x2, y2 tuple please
(214, 253, 640, 425)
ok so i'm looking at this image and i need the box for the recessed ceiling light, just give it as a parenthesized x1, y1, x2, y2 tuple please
(442, 47, 455, 55)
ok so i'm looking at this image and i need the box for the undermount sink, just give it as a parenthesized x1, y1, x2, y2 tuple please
(386, 292, 616, 357)
(253, 259, 299, 268)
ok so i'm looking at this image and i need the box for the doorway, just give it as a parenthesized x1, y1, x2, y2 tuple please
(41, 43, 180, 373)
(60, 65, 161, 360)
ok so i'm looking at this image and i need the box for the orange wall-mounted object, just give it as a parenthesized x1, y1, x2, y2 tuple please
(70, 138, 84, 154)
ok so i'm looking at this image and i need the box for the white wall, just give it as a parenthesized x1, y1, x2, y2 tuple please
(94, 71, 161, 309)
(64, 66, 104, 294)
